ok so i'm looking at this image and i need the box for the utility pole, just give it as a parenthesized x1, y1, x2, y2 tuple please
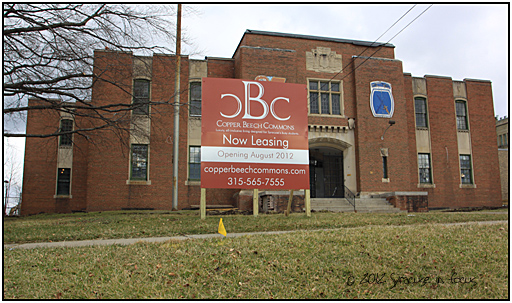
(172, 4, 182, 211)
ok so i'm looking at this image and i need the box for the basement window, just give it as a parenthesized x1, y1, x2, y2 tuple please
(131, 144, 149, 180)
(460, 154, 473, 184)
(189, 146, 201, 180)
(382, 156, 388, 179)
(56, 168, 71, 196)
(418, 153, 432, 184)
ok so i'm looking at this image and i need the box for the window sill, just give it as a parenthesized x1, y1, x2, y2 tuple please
(417, 183, 436, 188)
(460, 184, 476, 188)
(54, 195, 72, 199)
(308, 114, 345, 118)
(416, 127, 429, 131)
(58, 145, 73, 149)
(126, 180, 152, 185)
(186, 180, 201, 186)
(382, 178, 390, 183)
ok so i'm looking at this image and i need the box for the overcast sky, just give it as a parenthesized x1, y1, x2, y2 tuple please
(3, 3, 509, 197)
(182, 3, 508, 117)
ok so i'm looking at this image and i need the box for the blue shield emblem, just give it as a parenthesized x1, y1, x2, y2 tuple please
(370, 81, 394, 118)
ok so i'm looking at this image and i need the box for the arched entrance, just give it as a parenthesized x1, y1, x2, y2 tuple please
(309, 146, 344, 198)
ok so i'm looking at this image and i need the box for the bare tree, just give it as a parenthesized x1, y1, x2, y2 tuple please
(3, 139, 22, 216)
(3, 4, 190, 141)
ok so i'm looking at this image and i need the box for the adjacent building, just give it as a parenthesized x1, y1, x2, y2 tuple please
(496, 116, 509, 203)
(21, 30, 502, 215)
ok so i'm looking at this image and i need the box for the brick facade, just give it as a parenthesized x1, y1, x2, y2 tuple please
(498, 149, 509, 203)
(387, 193, 428, 212)
(21, 30, 502, 215)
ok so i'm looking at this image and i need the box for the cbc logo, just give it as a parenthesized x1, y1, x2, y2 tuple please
(220, 81, 290, 121)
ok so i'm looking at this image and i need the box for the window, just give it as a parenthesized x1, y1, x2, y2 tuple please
(133, 79, 150, 115)
(189, 82, 201, 117)
(131, 144, 148, 180)
(56, 168, 71, 195)
(308, 80, 342, 115)
(59, 119, 73, 146)
(456, 101, 468, 130)
(189, 146, 201, 180)
(418, 153, 432, 184)
(414, 97, 428, 128)
(498, 133, 509, 148)
(382, 156, 388, 179)
(460, 154, 473, 184)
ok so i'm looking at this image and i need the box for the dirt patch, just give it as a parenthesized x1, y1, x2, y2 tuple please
(206, 209, 253, 216)
(443, 206, 508, 212)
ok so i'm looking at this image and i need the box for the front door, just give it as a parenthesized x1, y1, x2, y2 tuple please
(309, 148, 344, 198)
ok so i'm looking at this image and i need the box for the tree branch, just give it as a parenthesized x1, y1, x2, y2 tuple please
(3, 5, 106, 35)
(3, 4, 188, 141)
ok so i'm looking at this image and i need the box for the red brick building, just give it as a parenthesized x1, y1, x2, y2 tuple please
(21, 30, 502, 215)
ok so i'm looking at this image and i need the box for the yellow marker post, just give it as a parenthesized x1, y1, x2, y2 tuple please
(218, 218, 227, 237)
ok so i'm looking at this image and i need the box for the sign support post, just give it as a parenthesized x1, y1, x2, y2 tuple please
(200, 188, 206, 219)
(305, 189, 311, 217)
(285, 189, 294, 216)
(253, 189, 259, 217)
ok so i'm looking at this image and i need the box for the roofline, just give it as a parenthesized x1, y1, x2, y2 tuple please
(233, 29, 395, 57)
(205, 56, 234, 61)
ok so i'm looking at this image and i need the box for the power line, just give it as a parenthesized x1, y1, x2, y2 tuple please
(385, 5, 433, 45)
(337, 4, 433, 83)
(372, 5, 418, 47)
(306, 5, 434, 111)
(328, 4, 418, 82)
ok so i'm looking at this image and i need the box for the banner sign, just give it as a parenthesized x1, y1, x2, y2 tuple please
(201, 78, 309, 189)
(370, 81, 394, 118)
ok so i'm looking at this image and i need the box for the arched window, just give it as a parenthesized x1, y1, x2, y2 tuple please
(59, 119, 73, 146)
(414, 97, 428, 128)
(133, 79, 150, 115)
(455, 100, 469, 130)
(189, 82, 202, 116)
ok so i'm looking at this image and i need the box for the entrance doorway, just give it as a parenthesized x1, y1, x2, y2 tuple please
(309, 147, 344, 198)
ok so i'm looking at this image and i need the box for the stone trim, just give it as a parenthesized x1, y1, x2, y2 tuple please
(126, 180, 152, 185)
(308, 125, 350, 133)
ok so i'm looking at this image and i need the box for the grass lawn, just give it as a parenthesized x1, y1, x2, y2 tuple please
(3, 210, 508, 244)
(3, 222, 508, 299)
